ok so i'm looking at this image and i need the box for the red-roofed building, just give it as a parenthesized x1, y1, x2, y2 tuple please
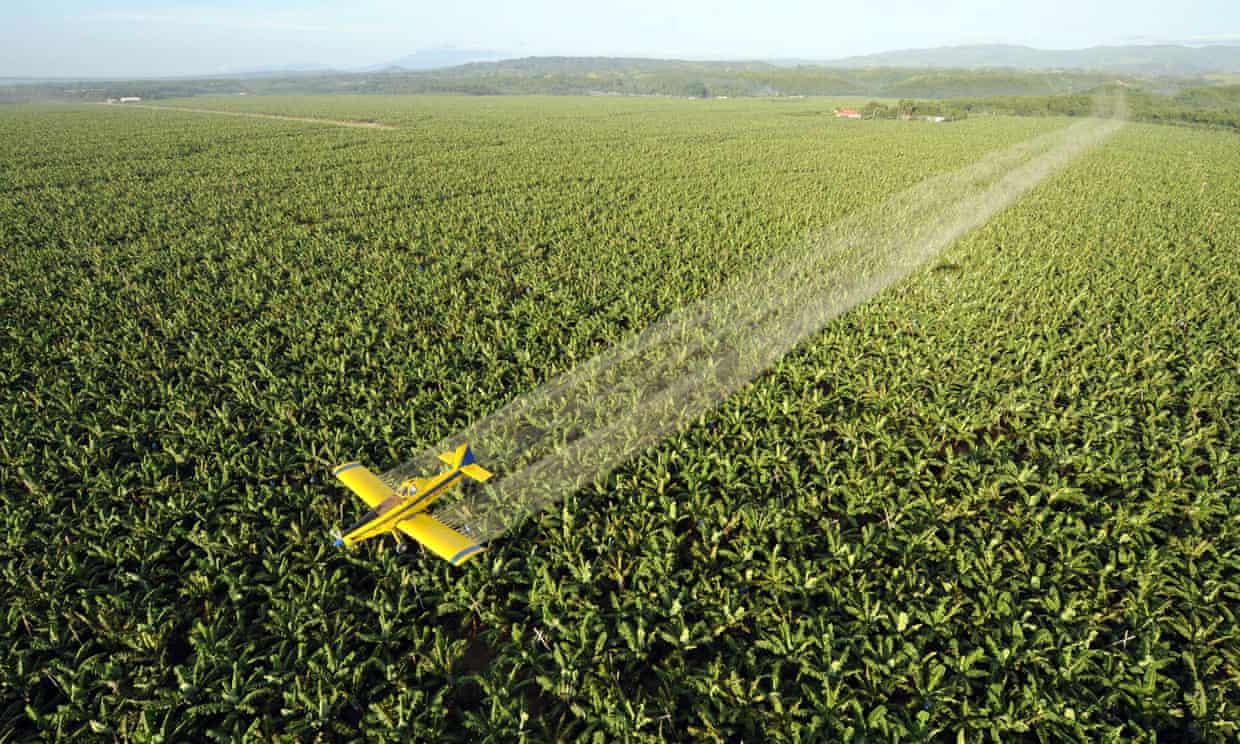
(834, 108, 862, 119)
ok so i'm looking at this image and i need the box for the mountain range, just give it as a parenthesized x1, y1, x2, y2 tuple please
(220, 43, 1240, 79)
(368, 48, 509, 72)
(6, 43, 1239, 85)
(817, 43, 1240, 75)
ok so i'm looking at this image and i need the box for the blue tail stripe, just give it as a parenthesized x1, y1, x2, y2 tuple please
(461, 445, 475, 466)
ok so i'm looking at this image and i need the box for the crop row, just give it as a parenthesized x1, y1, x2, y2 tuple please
(1, 98, 1236, 740)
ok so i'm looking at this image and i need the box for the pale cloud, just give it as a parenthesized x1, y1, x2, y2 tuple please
(80, 8, 392, 36)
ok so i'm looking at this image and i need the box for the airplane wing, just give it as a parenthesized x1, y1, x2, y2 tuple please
(397, 513, 485, 566)
(333, 462, 395, 508)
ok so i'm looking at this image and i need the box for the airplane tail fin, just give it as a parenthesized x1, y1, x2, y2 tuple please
(439, 443, 476, 468)
(436, 443, 493, 482)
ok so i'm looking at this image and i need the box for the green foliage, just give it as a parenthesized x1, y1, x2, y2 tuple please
(940, 87, 1240, 132)
(1, 97, 1237, 740)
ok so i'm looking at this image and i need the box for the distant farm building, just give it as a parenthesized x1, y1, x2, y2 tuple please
(119, 96, 142, 103)
(834, 108, 862, 119)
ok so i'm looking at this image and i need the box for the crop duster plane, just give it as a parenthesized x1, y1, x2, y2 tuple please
(332, 444, 490, 566)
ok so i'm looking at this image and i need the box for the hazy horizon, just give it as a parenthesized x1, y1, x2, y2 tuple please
(3, 0, 1239, 79)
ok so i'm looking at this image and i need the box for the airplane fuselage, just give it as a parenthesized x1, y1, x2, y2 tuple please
(331, 444, 491, 564)
(336, 466, 465, 546)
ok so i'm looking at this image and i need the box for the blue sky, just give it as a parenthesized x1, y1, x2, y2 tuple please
(2, 0, 1238, 78)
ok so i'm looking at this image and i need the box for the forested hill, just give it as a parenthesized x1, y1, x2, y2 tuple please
(6, 58, 1240, 132)
(1, 59, 1196, 102)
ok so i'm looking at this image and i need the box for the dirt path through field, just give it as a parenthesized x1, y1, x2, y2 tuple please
(383, 106, 1126, 542)
(99, 103, 395, 129)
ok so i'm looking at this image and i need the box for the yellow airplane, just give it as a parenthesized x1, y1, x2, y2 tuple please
(332, 444, 491, 566)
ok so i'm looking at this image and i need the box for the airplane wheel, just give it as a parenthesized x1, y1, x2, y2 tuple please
(397, 540, 408, 554)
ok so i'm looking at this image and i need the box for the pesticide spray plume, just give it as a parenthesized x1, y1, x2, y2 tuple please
(384, 99, 1126, 543)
